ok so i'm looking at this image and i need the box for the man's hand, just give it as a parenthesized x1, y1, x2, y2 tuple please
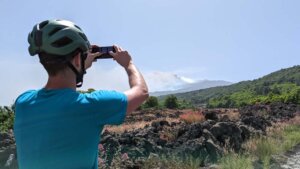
(109, 45, 132, 69)
(85, 45, 101, 70)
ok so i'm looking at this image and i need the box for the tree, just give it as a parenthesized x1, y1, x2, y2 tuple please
(284, 88, 300, 104)
(179, 99, 194, 109)
(144, 96, 159, 108)
(164, 95, 179, 109)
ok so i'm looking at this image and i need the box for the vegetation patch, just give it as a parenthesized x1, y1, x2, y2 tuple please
(179, 111, 205, 124)
(168, 65, 300, 108)
(0, 106, 15, 133)
(225, 119, 300, 169)
(219, 153, 252, 169)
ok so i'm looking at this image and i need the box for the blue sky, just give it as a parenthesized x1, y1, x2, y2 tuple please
(0, 0, 299, 105)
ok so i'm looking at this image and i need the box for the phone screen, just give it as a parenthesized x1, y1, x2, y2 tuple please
(92, 46, 115, 54)
(92, 46, 115, 59)
(100, 47, 115, 53)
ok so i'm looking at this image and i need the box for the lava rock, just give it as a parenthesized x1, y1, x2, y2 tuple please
(210, 122, 243, 151)
(204, 111, 219, 121)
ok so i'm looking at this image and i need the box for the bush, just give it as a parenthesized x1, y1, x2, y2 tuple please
(0, 106, 15, 132)
(164, 95, 179, 109)
(178, 99, 194, 109)
(144, 96, 159, 108)
(207, 83, 300, 108)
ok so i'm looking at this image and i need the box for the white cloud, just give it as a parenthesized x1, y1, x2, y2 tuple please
(143, 71, 196, 92)
(86, 68, 197, 93)
(179, 76, 196, 84)
(173, 67, 207, 80)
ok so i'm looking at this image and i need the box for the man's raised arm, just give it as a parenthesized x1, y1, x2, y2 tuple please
(109, 45, 149, 114)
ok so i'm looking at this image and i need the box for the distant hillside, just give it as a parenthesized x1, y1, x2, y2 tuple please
(150, 80, 232, 96)
(160, 65, 300, 108)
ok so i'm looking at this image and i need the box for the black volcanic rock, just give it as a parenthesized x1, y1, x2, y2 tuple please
(241, 116, 270, 132)
(204, 111, 219, 121)
(210, 122, 243, 151)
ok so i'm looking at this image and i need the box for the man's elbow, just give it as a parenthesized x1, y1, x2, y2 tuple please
(141, 88, 149, 101)
(126, 90, 149, 114)
(143, 91, 149, 101)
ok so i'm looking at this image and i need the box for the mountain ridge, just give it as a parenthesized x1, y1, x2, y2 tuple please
(159, 65, 300, 107)
(150, 80, 232, 96)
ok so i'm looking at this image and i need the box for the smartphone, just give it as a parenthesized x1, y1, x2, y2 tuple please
(92, 46, 116, 59)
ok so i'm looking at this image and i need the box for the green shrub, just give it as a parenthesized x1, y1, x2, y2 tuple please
(144, 96, 159, 108)
(0, 106, 15, 132)
(164, 95, 179, 109)
(207, 83, 300, 108)
(178, 99, 194, 109)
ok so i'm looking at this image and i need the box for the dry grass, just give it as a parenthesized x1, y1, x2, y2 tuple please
(287, 115, 300, 125)
(158, 119, 181, 142)
(179, 111, 206, 124)
(104, 121, 150, 133)
(219, 153, 253, 169)
(106, 108, 242, 133)
(242, 115, 300, 168)
(159, 130, 178, 142)
(142, 154, 204, 169)
(104, 117, 180, 133)
(220, 111, 240, 121)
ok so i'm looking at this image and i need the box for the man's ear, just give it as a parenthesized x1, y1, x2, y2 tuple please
(73, 53, 81, 68)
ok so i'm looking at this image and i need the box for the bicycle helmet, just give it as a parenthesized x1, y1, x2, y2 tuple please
(28, 19, 90, 56)
(28, 19, 91, 87)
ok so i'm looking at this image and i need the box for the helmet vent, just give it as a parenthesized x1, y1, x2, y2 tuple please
(48, 27, 64, 36)
(39, 21, 49, 29)
(74, 25, 82, 30)
(79, 33, 88, 41)
(51, 37, 73, 47)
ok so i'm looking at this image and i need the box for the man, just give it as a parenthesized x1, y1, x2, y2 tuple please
(14, 19, 149, 169)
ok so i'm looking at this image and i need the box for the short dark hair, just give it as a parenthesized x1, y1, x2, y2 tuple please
(38, 49, 81, 76)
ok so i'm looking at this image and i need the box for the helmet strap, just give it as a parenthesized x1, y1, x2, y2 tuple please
(67, 52, 87, 88)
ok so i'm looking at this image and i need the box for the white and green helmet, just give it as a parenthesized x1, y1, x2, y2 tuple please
(28, 19, 90, 56)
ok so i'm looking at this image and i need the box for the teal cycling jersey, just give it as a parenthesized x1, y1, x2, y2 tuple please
(14, 88, 127, 169)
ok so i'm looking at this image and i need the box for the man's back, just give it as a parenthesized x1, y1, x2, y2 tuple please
(14, 88, 127, 169)
(15, 19, 148, 169)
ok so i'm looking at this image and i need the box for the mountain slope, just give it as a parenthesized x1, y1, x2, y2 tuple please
(160, 65, 300, 107)
(150, 80, 232, 96)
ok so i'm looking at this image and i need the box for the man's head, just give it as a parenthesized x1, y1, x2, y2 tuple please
(28, 19, 91, 87)
(37, 49, 80, 76)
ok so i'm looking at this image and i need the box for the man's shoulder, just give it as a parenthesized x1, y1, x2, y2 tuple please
(15, 89, 38, 104)
(83, 90, 126, 100)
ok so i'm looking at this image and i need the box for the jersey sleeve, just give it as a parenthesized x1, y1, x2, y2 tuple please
(86, 90, 128, 126)
(15, 90, 36, 104)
